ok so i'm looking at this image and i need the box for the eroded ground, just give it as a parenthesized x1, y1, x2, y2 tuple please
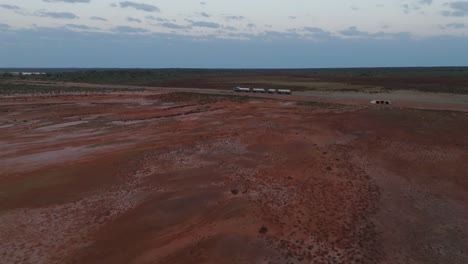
(0, 92, 467, 264)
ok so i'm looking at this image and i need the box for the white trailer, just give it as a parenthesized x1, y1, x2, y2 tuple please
(277, 89, 292, 95)
(252, 88, 266, 93)
(233, 87, 251, 92)
(233, 87, 291, 95)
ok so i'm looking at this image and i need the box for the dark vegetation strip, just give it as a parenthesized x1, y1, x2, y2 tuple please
(2, 67, 468, 79)
(0, 83, 145, 95)
(1, 67, 468, 94)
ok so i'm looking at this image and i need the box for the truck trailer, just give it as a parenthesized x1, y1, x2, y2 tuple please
(233, 87, 291, 95)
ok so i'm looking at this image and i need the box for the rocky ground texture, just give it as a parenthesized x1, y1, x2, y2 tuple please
(0, 91, 467, 264)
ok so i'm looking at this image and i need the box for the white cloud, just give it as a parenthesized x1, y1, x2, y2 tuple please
(442, 1, 468, 17)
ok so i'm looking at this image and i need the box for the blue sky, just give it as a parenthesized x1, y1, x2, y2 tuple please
(0, 0, 467, 68)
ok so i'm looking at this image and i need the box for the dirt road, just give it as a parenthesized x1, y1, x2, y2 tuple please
(7, 80, 468, 112)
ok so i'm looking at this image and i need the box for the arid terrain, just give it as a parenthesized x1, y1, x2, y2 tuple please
(0, 87, 467, 263)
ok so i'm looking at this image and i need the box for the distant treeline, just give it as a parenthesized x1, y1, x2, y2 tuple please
(0, 83, 145, 95)
(1, 67, 468, 80)
(0, 69, 257, 85)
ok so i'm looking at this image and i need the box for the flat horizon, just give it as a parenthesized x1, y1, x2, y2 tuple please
(2, 66, 468, 70)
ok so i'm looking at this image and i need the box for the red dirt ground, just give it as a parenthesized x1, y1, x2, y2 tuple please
(0, 91, 467, 264)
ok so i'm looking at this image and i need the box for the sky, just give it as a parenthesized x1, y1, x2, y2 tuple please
(0, 0, 467, 68)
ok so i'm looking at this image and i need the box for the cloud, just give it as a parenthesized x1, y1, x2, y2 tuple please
(401, 0, 433, 14)
(160, 23, 191, 30)
(401, 3, 423, 14)
(127, 17, 142, 23)
(199, 12, 210, 18)
(340, 26, 368, 36)
(256, 30, 301, 40)
(402, 4, 410, 14)
(116, 1, 160, 12)
(420, 0, 433, 5)
(191, 21, 221, 28)
(444, 23, 467, 29)
(224, 26, 237, 31)
(303, 27, 331, 39)
(90, 16, 107, 21)
(225, 16, 245, 21)
(303, 27, 328, 33)
(66, 24, 99, 30)
(0, 4, 20, 10)
(339, 26, 411, 40)
(112, 26, 148, 33)
(146, 16, 169, 22)
(442, 1, 468, 17)
(43, 0, 90, 3)
(36, 11, 78, 19)
(0, 23, 10, 30)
